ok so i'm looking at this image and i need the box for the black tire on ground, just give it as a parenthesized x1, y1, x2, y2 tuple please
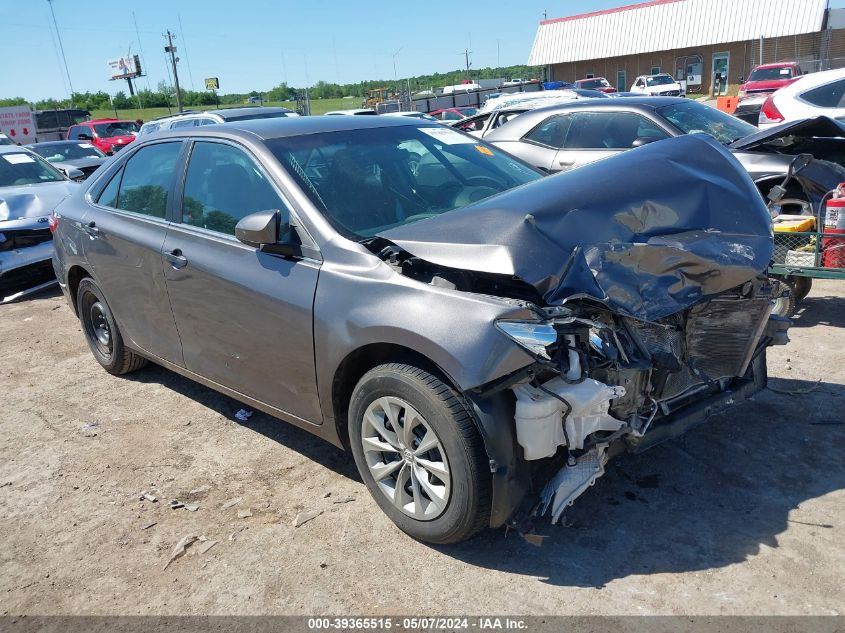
(76, 277, 148, 376)
(771, 277, 797, 319)
(793, 276, 813, 302)
(348, 363, 491, 544)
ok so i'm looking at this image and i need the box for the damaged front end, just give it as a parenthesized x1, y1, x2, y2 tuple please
(374, 134, 789, 530)
(498, 275, 787, 525)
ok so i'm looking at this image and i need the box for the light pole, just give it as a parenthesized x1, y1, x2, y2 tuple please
(392, 47, 403, 81)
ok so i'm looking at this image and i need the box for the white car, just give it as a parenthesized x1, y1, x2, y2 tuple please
(323, 109, 378, 116)
(386, 111, 441, 123)
(758, 67, 845, 128)
(630, 73, 684, 97)
(138, 106, 298, 136)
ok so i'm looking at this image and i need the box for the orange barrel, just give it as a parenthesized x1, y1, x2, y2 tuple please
(822, 197, 845, 268)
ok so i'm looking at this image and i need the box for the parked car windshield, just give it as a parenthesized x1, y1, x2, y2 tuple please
(30, 142, 106, 162)
(268, 124, 541, 238)
(93, 121, 140, 137)
(579, 79, 610, 89)
(657, 101, 758, 144)
(0, 152, 65, 186)
(748, 67, 794, 81)
(646, 75, 675, 86)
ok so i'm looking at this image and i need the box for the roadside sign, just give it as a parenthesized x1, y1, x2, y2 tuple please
(205, 77, 220, 90)
(0, 106, 37, 144)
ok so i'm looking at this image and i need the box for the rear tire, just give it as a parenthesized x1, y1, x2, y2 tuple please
(76, 277, 147, 375)
(793, 276, 812, 302)
(348, 363, 491, 544)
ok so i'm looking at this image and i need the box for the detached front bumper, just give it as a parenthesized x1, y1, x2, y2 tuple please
(0, 238, 57, 304)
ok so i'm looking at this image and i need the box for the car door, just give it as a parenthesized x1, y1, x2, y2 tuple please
(552, 110, 670, 172)
(81, 140, 185, 365)
(162, 139, 323, 424)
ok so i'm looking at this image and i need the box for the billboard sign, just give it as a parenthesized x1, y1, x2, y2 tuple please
(0, 106, 37, 144)
(205, 77, 220, 90)
(108, 55, 142, 80)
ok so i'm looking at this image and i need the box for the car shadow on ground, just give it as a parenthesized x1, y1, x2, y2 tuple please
(791, 291, 845, 328)
(437, 375, 845, 587)
(125, 365, 358, 481)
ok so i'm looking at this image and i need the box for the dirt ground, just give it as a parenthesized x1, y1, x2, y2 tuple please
(1, 281, 843, 616)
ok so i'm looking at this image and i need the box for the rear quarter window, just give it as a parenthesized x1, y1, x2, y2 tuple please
(800, 79, 845, 108)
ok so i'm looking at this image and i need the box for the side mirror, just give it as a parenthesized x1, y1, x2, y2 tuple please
(235, 209, 301, 257)
(789, 153, 813, 177)
(63, 167, 85, 180)
(631, 136, 659, 148)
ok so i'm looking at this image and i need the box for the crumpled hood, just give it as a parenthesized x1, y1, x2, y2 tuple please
(378, 134, 773, 321)
(730, 115, 845, 151)
(0, 180, 78, 222)
(56, 157, 106, 170)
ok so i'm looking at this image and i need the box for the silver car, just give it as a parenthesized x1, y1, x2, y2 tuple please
(52, 117, 786, 543)
(1, 145, 77, 302)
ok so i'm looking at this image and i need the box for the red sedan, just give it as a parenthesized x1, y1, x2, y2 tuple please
(428, 107, 479, 122)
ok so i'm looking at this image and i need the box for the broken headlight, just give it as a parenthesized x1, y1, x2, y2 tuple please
(495, 320, 557, 360)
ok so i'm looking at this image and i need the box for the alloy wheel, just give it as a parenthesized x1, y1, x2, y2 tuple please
(361, 396, 451, 520)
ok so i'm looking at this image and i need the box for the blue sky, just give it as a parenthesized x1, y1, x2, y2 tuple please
(2, 0, 845, 100)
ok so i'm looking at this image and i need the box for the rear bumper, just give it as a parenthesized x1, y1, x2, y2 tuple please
(0, 240, 57, 303)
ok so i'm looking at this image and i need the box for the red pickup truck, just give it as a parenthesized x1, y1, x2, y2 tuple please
(738, 62, 803, 98)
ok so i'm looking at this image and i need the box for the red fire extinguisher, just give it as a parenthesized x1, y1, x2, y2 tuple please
(823, 183, 845, 268)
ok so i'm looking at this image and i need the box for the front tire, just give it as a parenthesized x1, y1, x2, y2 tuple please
(348, 363, 491, 544)
(76, 277, 147, 375)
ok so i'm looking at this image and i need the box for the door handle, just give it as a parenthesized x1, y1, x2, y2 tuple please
(165, 248, 188, 270)
(84, 221, 100, 237)
(558, 159, 575, 167)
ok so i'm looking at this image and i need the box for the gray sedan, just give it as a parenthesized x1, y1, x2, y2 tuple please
(52, 117, 786, 543)
(27, 140, 108, 180)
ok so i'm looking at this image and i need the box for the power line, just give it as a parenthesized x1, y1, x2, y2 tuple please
(132, 11, 153, 93)
(45, 4, 69, 99)
(46, 0, 75, 101)
(177, 15, 196, 91)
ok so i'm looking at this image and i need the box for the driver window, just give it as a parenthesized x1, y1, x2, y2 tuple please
(181, 141, 288, 236)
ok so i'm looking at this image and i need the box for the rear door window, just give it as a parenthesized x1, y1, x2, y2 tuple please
(800, 79, 845, 108)
(113, 142, 182, 218)
(524, 116, 572, 148)
(562, 111, 668, 149)
(171, 118, 198, 129)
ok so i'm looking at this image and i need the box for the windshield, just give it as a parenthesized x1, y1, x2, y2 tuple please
(93, 121, 140, 137)
(0, 134, 12, 146)
(646, 75, 675, 86)
(458, 108, 478, 116)
(579, 79, 610, 89)
(657, 101, 758, 144)
(267, 125, 541, 239)
(31, 142, 106, 162)
(0, 152, 65, 186)
(748, 67, 794, 82)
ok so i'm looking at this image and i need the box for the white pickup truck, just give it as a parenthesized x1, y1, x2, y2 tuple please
(630, 73, 685, 97)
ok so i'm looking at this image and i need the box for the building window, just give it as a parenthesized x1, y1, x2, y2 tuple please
(585, 73, 594, 79)
(617, 70, 627, 91)
(650, 66, 661, 75)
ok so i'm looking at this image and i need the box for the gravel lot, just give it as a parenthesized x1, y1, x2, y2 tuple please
(1, 281, 843, 616)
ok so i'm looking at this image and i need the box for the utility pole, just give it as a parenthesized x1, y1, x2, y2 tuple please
(464, 49, 472, 80)
(47, 0, 75, 103)
(164, 30, 183, 112)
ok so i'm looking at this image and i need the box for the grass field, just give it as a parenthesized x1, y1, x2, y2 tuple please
(90, 98, 357, 121)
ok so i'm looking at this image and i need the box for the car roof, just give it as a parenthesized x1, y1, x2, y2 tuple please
(27, 140, 81, 146)
(754, 62, 797, 69)
(213, 106, 293, 120)
(150, 113, 424, 142)
(0, 145, 37, 155)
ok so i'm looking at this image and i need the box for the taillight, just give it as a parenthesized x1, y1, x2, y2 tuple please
(48, 211, 59, 234)
(759, 95, 784, 125)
